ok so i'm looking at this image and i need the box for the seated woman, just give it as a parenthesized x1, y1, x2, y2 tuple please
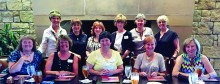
(7, 35, 42, 74)
(172, 37, 217, 79)
(133, 36, 166, 77)
(45, 35, 79, 76)
(86, 31, 124, 76)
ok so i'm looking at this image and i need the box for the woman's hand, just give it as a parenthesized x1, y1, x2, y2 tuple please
(139, 72, 147, 76)
(21, 56, 30, 63)
(150, 72, 158, 77)
(57, 71, 71, 76)
(99, 69, 113, 76)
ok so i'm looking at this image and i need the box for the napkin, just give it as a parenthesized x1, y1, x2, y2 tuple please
(79, 79, 92, 83)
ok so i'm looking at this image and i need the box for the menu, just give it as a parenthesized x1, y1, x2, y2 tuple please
(101, 76, 120, 82)
(147, 76, 166, 82)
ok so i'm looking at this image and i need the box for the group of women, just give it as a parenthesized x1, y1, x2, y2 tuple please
(2, 10, 217, 80)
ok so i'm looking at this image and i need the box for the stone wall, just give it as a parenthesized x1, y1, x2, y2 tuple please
(193, 0, 220, 75)
(0, 0, 34, 39)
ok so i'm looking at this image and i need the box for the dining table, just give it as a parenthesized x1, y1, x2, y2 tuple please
(0, 74, 220, 84)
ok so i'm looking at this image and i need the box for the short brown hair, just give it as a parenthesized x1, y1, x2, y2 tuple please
(16, 35, 36, 51)
(57, 35, 73, 51)
(91, 21, 105, 37)
(70, 18, 82, 26)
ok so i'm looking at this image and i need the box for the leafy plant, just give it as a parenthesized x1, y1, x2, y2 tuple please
(0, 24, 19, 56)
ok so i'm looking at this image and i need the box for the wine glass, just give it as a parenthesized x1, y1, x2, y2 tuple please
(27, 65, 35, 78)
(125, 66, 132, 80)
(82, 65, 89, 80)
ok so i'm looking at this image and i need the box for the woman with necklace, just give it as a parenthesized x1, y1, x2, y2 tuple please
(45, 35, 79, 76)
(133, 36, 166, 77)
(130, 13, 154, 58)
(111, 14, 133, 66)
(5, 35, 42, 74)
(172, 37, 217, 79)
(86, 21, 105, 56)
(86, 31, 123, 76)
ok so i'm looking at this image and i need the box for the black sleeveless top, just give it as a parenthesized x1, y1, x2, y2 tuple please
(51, 52, 74, 72)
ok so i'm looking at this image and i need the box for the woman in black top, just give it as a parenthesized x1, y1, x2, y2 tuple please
(45, 35, 79, 76)
(111, 14, 133, 65)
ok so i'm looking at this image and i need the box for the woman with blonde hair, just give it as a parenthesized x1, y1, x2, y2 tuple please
(111, 14, 133, 65)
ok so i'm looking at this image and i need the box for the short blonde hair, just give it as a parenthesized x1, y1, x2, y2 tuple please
(182, 37, 201, 54)
(91, 21, 105, 37)
(157, 15, 169, 24)
(114, 14, 127, 26)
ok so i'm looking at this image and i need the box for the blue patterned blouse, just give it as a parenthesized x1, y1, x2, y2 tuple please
(7, 50, 43, 74)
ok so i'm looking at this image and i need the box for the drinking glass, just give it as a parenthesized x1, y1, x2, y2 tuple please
(125, 66, 132, 80)
(194, 66, 204, 77)
(131, 72, 139, 84)
(33, 70, 42, 84)
(27, 65, 35, 78)
(82, 65, 89, 80)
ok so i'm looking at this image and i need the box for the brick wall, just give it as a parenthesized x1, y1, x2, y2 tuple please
(193, 0, 220, 76)
(0, 0, 35, 39)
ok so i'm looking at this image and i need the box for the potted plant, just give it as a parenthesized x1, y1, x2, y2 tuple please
(0, 24, 19, 56)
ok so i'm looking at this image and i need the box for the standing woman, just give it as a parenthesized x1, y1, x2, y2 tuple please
(7, 35, 42, 74)
(154, 15, 179, 59)
(69, 18, 87, 74)
(86, 21, 105, 56)
(130, 13, 154, 57)
(154, 15, 179, 75)
(111, 14, 133, 65)
(38, 10, 67, 57)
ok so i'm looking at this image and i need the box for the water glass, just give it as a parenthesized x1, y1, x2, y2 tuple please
(27, 65, 35, 77)
(125, 66, 132, 79)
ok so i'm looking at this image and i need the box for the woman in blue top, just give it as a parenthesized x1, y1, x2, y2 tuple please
(7, 35, 42, 74)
